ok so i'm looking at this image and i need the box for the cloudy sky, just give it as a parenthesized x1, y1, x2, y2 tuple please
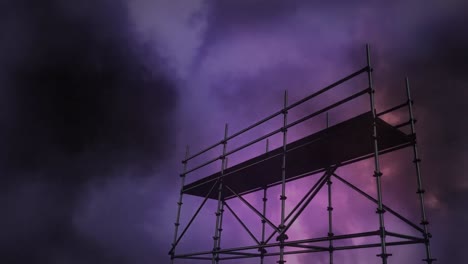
(1, 0, 467, 263)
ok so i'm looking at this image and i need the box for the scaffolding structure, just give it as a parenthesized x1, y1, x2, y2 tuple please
(169, 45, 436, 264)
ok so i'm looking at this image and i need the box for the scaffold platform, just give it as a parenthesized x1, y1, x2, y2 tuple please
(183, 111, 412, 199)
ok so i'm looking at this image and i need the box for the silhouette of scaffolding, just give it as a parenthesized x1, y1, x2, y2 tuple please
(169, 45, 436, 264)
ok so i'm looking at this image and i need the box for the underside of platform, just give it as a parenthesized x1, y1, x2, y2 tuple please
(182, 111, 412, 199)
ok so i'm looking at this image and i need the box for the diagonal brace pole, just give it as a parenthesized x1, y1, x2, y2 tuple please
(280, 170, 332, 236)
(225, 185, 280, 233)
(332, 173, 425, 234)
(223, 201, 260, 245)
(169, 179, 220, 255)
(264, 170, 329, 244)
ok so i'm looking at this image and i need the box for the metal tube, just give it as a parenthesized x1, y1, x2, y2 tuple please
(405, 77, 435, 263)
(326, 112, 330, 128)
(174, 239, 424, 261)
(224, 127, 282, 157)
(279, 90, 288, 264)
(386, 231, 425, 242)
(176, 256, 214, 260)
(183, 66, 368, 163)
(183, 141, 222, 164)
(212, 124, 229, 264)
(174, 230, 380, 258)
(333, 173, 425, 233)
(286, 87, 370, 129)
(169, 178, 220, 254)
(265, 171, 329, 244)
(222, 136, 324, 183)
(220, 142, 412, 200)
(183, 155, 220, 176)
(184, 87, 369, 178)
(261, 139, 269, 263)
(281, 170, 331, 235)
(217, 203, 225, 252)
(260, 187, 267, 264)
(200, 86, 369, 176)
(225, 185, 280, 233)
(333, 240, 423, 251)
(223, 252, 261, 256)
(223, 202, 260, 245)
(327, 176, 334, 263)
(287, 66, 368, 109)
(287, 244, 329, 250)
(284, 172, 328, 223)
(189, 149, 316, 199)
(377, 102, 409, 117)
(170, 145, 190, 264)
(326, 113, 334, 264)
(182, 152, 283, 194)
(394, 120, 412, 129)
(367, 44, 389, 263)
(214, 240, 423, 260)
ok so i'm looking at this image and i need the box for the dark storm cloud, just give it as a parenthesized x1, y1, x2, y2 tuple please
(0, 0, 177, 263)
(1, 0, 177, 180)
(198, 0, 395, 44)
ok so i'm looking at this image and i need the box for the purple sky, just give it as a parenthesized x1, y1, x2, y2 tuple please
(1, 0, 467, 263)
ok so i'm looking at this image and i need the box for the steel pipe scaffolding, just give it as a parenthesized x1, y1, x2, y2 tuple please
(169, 45, 436, 263)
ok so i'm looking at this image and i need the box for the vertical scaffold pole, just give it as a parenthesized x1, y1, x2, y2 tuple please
(260, 187, 268, 263)
(170, 145, 190, 264)
(366, 44, 390, 263)
(217, 156, 227, 256)
(259, 139, 269, 264)
(212, 124, 228, 264)
(405, 78, 436, 264)
(326, 112, 334, 264)
(278, 90, 289, 264)
(215, 202, 225, 261)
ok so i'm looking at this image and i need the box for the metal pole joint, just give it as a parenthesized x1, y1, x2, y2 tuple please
(373, 171, 383, 177)
(377, 253, 393, 259)
(416, 188, 425, 194)
(276, 232, 289, 242)
(376, 208, 386, 214)
(378, 227, 387, 238)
